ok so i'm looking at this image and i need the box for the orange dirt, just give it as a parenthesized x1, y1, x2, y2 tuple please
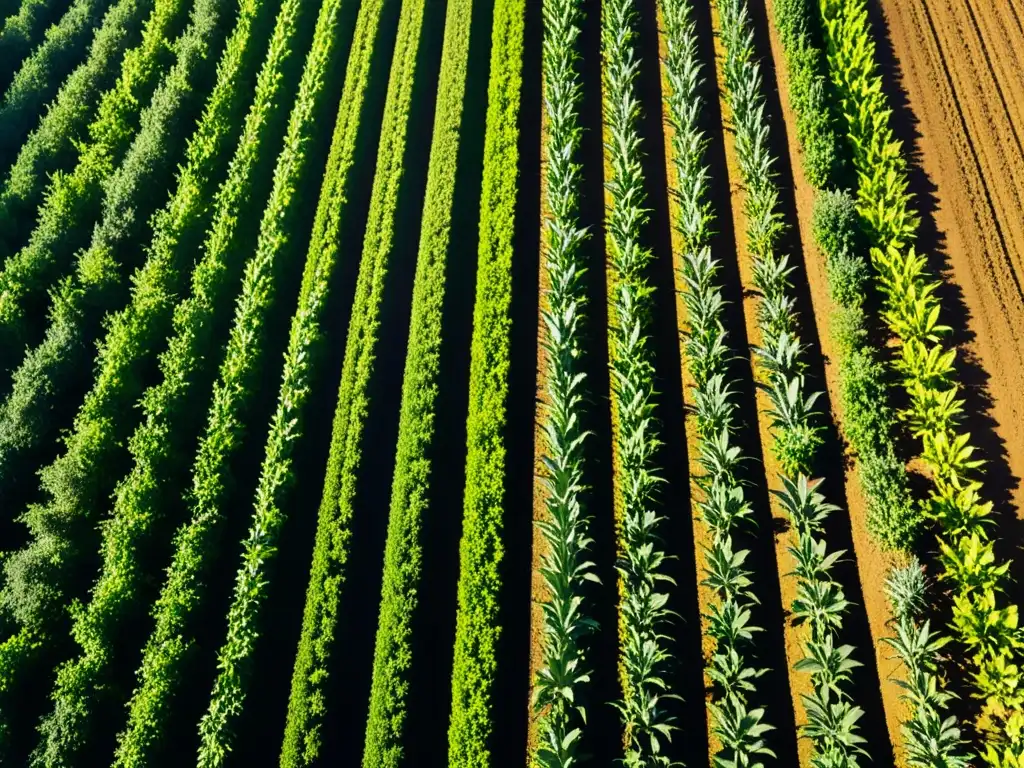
(874, 0, 1024, 523)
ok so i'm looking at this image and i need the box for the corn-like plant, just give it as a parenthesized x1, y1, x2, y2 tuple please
(882, 560, 969, 767)
(602, 1, 679, 763)
(662, 2, 777, 766)
(532, 0, 598, 765)
(717, 0, 867, 762)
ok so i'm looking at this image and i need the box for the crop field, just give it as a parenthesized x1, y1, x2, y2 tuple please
(1, 0, 1023, 764)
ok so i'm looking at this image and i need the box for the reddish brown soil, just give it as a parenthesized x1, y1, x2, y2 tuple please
(873, 0, 1024, 524)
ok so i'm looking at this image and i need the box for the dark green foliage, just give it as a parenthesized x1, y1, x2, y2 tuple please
(771, 0, 844, 188)
(0, 0, 70, 92)
(0, 0, 232, 724)
(29, 0, 284, 760)
(445, 0, 523, 762)
(0, 0, 189, 365)
(812, 188, 860, 260)
(282, 0, 434, 760)
(809, 188, 920, 549)
(360, 0, 476, 763)
(0, 0, 153, 256)
(0, 0, 109, 169)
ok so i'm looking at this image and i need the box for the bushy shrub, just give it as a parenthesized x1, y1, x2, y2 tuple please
(812, 188, 860, 259)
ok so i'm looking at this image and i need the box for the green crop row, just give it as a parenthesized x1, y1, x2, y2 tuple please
(663, 0, 775, 764)
(0, 0, 107, 169)
(193, 0, 370, 758)
(0, 0, 152, 256)
(530, 0, 595, 766)
(107, 0, 359, 762)
(768, 0, 964, 762)
(717, 0, 867, 762)
(445, 0, 523, 764)
(819, 0, 1024, 762)
(601, 0, 677, 762)
(279, 0, 431, 762)
(0, 0, 232, 727)
(360, 0, 476, 763)
(29, 0, 282, 760)
(772, 0, 917, 556)
(0, 0, 188, 365)
(0, 0, 69, 93)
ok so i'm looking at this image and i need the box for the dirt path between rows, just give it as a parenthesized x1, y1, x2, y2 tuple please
(872, 0, 1024, 536)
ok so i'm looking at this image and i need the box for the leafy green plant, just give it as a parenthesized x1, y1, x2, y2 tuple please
(0, 0, 230, 732)
(719, 1, 867, 762)
(110, 0, 369, 761)
(0, 0, 112, 169)
(530, 0, 597, 766)
(0, 0, 152, 254)
(601, 0, 683, 764)
(882, 560, 969, 767)
(819, 0, 1024, 756)
(28, 0, 310, 761)
(0, 0, 71, 92)
(444, 0, 525, 763)
(662, 2, 779, 766)
(0, 0, 189, 376)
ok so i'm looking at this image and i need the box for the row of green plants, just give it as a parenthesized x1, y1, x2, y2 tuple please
(0, 0, 188, 365)
(28, 0, 283, 759)
(663, 0, 775, 763)
(883, 560, 968, 766)
(768, 0, 967, 762)
(602, 0, 677, 763)
(815, 191, 966, 766)
(0, 0, 153, 255)
(0, 0, 68, 93)
(530, 0, 595, 765)
(818, 0, 1024, 762)
(718, 0, 868, 763)
(0, 0, 107, 169)
(107, 0, 360, 761)
(1, 0, 234, 600)
(0, 0, 230, 729)
(772, 0, 918, 553)
(445, 0, 524, 762)
(194, 0, 370, 758)
(279, 0, 428, 760)
(360, 0, 476, 762)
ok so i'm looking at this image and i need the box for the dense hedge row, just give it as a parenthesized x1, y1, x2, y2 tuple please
(0, 0, 188, 364)
(0, 0, 69, 93)
(0, 0, 152, 256)
(530, 0, 595, 765)
(29, 0, 281, 760)
(0, 0, 231, 731)
(360, 0, 476, 762)
(445, 0, 524, 763)
(109, 0, 359, 762)
(0, 0, 107, 168)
